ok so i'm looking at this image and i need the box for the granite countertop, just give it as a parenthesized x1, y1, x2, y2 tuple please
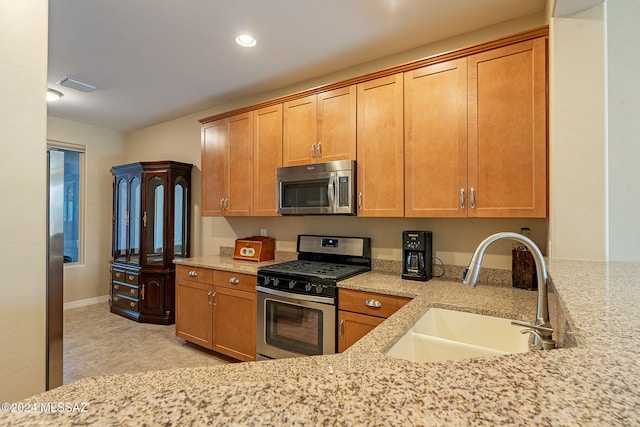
(5, 259, 640, 425)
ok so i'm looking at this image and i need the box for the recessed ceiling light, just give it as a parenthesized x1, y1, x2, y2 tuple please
(235, 34, 257, 47)
(46, 88, 63, 102)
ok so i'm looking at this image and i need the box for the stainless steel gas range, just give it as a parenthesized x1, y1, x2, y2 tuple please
(256, 235, 371, 360)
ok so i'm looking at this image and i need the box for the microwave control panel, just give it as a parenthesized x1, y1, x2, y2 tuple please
(338, 176, 349, 206)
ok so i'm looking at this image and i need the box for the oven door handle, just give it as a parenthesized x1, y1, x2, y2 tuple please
(256, 286, 334, 304)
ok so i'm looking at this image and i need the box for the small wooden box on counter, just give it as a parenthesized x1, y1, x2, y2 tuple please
(233, 236, 275, 262)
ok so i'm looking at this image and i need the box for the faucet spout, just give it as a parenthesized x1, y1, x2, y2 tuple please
(462, 232, 554, 349)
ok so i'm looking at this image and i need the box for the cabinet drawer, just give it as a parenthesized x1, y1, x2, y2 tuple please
(112, 269, 127, 282)
(176, 265, 213, 284)
(338, 289, 410, 318)
(125, 272, 139, 285)
(213, 270, 256, 293)
(112, 294, 139, 312)
(113, 282, 139, 299)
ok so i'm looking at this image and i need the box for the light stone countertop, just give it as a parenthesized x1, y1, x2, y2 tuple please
(5, 258, 640, 425)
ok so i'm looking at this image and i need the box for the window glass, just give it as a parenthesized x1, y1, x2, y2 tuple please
(61, 149, 81, 263)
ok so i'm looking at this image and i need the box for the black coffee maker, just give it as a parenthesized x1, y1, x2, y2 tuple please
(402, 231, 433, 281)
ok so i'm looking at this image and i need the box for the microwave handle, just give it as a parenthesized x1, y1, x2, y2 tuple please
(327, 174, 336, 211)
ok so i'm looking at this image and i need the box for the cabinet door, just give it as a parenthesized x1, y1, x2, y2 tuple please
(201, 120, 227, 216)
(254, 104, 283, 216)
(140, 273, 165, 317)
(404, 58, 468, 217)
(175, 279, 214, 350)
(317, 86, 356, 162)
(467, 38, 547, 218)
(338, 310, 384, 352)
(213, 286, 256, 361)
(356, 74, 404, 217)
(226, 112, 254, 216)
(283, 94, 318, 166)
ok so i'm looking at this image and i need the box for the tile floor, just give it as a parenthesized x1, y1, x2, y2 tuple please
(63, 302, 231, 385)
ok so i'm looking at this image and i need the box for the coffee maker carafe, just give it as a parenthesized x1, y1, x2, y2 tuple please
(402, 231, 432, 281)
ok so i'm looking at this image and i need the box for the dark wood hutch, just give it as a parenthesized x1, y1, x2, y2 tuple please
(110, 161, 192, 324)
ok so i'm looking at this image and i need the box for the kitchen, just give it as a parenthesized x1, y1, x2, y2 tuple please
(2, 0, 640, 424)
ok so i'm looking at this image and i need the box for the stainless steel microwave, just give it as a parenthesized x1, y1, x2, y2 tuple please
(276, 160, 356, 215)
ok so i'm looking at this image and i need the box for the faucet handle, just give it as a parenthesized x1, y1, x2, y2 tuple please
(511, 320, 555, 350)
(510, 320, 553, 334)
(520, 328, 556, 350)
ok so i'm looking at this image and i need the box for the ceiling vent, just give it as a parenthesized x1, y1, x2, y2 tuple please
(56, 76, 97, 93)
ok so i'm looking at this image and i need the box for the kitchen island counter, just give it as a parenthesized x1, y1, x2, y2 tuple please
(5, 259, 640, 425)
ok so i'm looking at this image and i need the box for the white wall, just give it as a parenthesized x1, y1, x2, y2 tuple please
(127, 13, 549, 270)
(607, 0, 640, 261)
(548, 4, 607, 260)
(0, 0, 48, 401)
(47, 117, 127, 302)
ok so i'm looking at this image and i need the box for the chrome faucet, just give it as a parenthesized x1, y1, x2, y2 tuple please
(462, 232, 556, 350)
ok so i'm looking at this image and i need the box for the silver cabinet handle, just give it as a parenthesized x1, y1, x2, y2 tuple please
(219, 198, 224, 210)
(358, 192, 363, 210)
(365, 299, 382, 308)
(339, 319, 345, 339)
(311, 143, 316, 158)
(317, 141, 322, 158)
(188, 270, 198, 277)
(212, 292, 217, 306)
(228, 277, 240, 284)
(223, 198, 228, 210)
(470, 187, 476, 209)
(460, 188, 465, 209)
(207, 291, 212, 305)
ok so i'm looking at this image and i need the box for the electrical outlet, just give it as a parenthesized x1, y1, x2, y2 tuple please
(260, 229, 267, 237)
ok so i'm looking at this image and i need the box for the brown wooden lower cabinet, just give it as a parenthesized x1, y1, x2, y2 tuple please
(175, 265, 256, 361)
(338, 288, 411, 352)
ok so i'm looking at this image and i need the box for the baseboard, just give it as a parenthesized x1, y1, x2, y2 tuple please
(64, 295, 110, 310)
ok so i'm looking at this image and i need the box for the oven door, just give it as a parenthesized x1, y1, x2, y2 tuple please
(256, 286, 336, 359)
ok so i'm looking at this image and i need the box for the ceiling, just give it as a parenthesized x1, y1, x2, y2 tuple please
(47, 0, 546, 133)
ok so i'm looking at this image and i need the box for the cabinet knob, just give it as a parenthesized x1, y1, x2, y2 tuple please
(229, 277, 240, 284)
(114, 284, 119, 290)
(115, 272, 122, 278)
(188, 270, 198, 277)
(130, 288, 136, 295)
(365, 299, 382, 308)
(129, 302, 135, 308)
(128, 275, 135, 281)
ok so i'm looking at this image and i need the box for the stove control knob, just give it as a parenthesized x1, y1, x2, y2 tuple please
(263, 277, 271, 286)
(289, 280, 296, 289)
(314, 284, 324, 294)
(273, 278, 280, 287)
(305, 283, 312, 292)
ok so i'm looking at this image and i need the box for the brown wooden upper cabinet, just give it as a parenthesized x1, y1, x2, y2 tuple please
(253, 104, 283, 216)
(356, 74, 404, 217)
(467, 38, 547, 218)
(404, 37, 547, 218)
(282, 86, 356, 166)
(202, 111, 254, 216)
(404, 58, 468, 218)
